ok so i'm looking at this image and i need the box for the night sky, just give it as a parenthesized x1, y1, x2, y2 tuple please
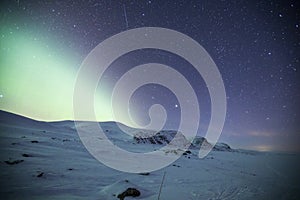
(0, 0, 299, 152)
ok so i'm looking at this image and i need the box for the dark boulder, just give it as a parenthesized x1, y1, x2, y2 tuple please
(4, 159, 24, 165)
(117, 188, 141, 200)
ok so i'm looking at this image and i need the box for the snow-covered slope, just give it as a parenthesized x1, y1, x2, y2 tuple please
(0, 111, 299, 199)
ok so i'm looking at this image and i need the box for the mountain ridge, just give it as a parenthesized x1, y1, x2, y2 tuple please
(0, 110, 233, 151)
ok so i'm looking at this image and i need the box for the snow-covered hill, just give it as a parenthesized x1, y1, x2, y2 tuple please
(0, 110, 299, 199)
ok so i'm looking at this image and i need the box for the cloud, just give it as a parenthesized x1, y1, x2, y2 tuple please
(221, 130, 281, 138)
(222, 131, 241, 137)
(251, 145, 273, 152)
(247, 131, 274, 137)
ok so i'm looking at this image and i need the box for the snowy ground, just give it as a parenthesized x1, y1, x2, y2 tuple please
(0, 111, 299, 199)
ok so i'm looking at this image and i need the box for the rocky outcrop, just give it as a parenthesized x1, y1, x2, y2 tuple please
(213, 143, 233, 151)
(133, 130, 191, 148)
(191, 136, 213, 149)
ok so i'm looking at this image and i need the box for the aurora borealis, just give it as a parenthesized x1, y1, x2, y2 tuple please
(0, 28, 77, 120)
(0, 0, 299, 152)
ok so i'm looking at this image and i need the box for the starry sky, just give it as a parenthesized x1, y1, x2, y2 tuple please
(0, 0, 299, 152)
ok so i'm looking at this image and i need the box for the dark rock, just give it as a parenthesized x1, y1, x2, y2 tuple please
(185, 150, 191, 154)
(22, 153, 32, 157)
(117, 188, 141, 200)
(31, 140, 39, 143)
(156, 140, 163, 145)
(149, 137, 156, 144)
(5, 159, 24, 165)
(158, 135, 166, 140)
(37, 172, 44, 177)
(133, 137, 141, 143)
(139, 172, 150, 176)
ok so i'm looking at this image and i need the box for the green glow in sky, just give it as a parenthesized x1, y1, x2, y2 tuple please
(0, 28, 113, 122)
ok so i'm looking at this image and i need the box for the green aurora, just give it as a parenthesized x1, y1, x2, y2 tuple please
(0, 26, 114, 122)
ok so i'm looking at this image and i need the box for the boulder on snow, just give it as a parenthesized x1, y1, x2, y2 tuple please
(98, 179, 153, 199)
(4, 159, 24, 165)
(117, 188, 141, 200)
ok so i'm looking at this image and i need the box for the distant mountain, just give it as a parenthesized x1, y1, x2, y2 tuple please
(0, 110, 233, 152)
(133, 130, 233, 152)
(190, 136, 233, 151)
